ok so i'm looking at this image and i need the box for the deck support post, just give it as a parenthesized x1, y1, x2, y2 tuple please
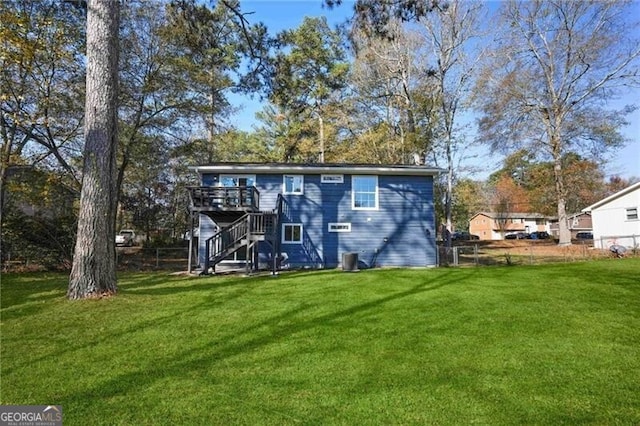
(187, 211, 195, 273)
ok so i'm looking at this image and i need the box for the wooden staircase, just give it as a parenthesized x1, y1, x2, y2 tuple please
(187, 186, 283, 275)
(202, 212, 278, 274)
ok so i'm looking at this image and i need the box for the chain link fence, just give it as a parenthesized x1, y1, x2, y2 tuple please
(115, 247, 191, 271)
(437, 240, 635, 267)
(2, 246, 192, 273)
(595, 234, 639, 250)
(4, 239, 639, 272)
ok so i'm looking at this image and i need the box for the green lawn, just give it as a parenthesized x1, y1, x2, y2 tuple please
(1, 259, 639, 425)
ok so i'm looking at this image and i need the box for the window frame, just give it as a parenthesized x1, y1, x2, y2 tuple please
(626, 207, 639, 221)
(282, 223, 303, 244)
(283, 175, 304, 195)
(351, 175, 378, 210)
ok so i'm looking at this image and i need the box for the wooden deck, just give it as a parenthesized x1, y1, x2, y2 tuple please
(188, 186, 260, 212)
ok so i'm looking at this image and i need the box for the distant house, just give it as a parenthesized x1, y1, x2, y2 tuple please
(187, 163, 440, 273)
(582, 181, 640, 249)
(549, 212, 592, 239)
(469, 212, 551, 240)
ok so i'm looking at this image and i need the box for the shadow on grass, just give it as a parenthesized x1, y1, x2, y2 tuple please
(0, 273, 69, 319)
(6, 259, 639, 398)
(52, 269, 462, 415)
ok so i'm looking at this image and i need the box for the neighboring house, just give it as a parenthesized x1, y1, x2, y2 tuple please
(469, 212, 551, 240)
(549, 212, 592, 239)
(582, 181, 640, 249)
(187, 163, 440, 273)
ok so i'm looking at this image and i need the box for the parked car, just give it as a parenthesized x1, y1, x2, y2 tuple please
(575, 231, 593, 240)
(115, 229, 136, 247)
(451, 231, 480, 241)
(505, 232, 528, 240)
(528, 231, 550, 239)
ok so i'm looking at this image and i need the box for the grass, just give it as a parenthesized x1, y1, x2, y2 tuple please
(1, 259, 639, 425)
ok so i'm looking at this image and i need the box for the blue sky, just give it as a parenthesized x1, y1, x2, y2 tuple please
(229, 0, 639, 180)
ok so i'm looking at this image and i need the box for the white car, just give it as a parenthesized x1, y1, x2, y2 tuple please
(115, 229, 136, 246)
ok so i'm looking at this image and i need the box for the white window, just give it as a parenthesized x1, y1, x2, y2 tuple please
(626, 207, 638, 221)
(352, 175, 378, 210)
(328, 223, 351, 232)
(321, 174, 344, 184)
(283, 175, 304, 194)
(282, 223, 302, 244)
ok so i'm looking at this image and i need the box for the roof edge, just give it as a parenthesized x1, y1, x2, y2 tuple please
(190, 163, 443, 176)
(582, 181, 640, 212)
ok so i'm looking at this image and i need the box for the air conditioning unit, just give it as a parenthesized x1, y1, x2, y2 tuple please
(342, 252, 359, 272)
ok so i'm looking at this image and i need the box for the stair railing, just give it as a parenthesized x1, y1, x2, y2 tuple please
(201, 196, 284, 274)
(248, 212, 277, 236)
(203, 214, 249, 272)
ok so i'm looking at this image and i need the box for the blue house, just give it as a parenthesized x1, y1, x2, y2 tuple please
(187, 163, 440, 273)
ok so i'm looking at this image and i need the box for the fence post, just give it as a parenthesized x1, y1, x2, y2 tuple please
(156, 248, 160, 268)
(474, 244, 478, 266)
(530, 243, 534, 265)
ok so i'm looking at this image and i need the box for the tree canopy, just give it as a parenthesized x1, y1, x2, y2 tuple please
(2, 0, 639, 274)
(475, 0, 640, 244)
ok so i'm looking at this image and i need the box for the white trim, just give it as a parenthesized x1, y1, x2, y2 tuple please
(321, 174, 344, 183)
(193, 164, 442, 176)
(328, 222, 351, 232)
(283, 174, 304, 195)
(282, 223, 303, 244)
(352, 175, 378, 210)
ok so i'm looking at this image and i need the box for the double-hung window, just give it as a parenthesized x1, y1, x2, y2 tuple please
(352, 175, 378, 210)
(283, 175, 304, 195)
(282, 223, 303, 244)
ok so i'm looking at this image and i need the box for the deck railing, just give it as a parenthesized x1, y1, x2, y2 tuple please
(188, 186, 260, 211)
(248, 212, 277, 236)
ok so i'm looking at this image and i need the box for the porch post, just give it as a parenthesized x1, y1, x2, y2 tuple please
(245, 214, 251, 275)
(187, 211, 194, 273)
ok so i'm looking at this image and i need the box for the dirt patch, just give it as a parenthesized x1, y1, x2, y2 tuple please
(483, 240, 602, 256)
(442, 239, 620, 266)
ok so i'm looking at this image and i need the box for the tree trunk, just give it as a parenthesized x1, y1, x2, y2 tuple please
(318, 113, 324, 163)
(68, 0, 120, 299)
(0, 124, 11, 252)
(444, 135, 453, 248)
(553, 148, 572, 246)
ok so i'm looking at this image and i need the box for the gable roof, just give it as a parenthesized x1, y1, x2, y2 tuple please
(470, 211, 550, 221)
(582, 181, 640, 212)
(191, 162, 443, 177)
(548, 212, 589, 223)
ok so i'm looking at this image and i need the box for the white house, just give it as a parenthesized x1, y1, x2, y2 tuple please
(582, 181, 640, 249)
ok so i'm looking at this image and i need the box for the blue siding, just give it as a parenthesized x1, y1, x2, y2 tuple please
(197, 171, 437, 268)
(197, 215, 217, 267)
